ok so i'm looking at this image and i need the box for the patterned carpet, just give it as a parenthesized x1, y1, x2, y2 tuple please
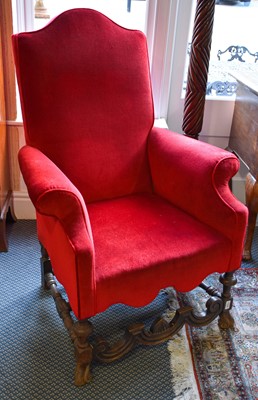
(172, 267, 258, 399)
(1, 221, 257, 399)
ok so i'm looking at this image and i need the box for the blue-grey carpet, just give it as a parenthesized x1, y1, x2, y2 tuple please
(1, 221, 257, 399)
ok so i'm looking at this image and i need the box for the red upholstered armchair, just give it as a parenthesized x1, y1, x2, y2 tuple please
(12, 8, 247, 386)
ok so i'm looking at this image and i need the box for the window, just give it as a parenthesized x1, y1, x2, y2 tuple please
(12, 0, 147, 33)
(32, 0, 147, 31)
(14, 0, 180, 120)
(184, 0, 258, 98)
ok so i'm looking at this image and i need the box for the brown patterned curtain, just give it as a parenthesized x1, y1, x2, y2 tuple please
(182, 0, 216, 139)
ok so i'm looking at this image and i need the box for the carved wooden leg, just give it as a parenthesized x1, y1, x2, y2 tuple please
(243, 173, 258, 261)
(218, 271, 237, 330)
(40, 244, 53, 289)
(72, 321, 93, 386)
(40, 269, 234, 386)
(44, 272, 93, 386)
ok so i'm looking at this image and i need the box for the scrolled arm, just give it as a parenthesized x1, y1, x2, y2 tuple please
(18, 145, 93, 250)
(148, 127, 247, 242)
(19, 145, 97, 319)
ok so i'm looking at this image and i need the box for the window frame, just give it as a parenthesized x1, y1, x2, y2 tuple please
(13, 0, 190, 120)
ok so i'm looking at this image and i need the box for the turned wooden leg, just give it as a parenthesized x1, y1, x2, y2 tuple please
(243, 173, 258, 261)
(218, 271, 237, 330)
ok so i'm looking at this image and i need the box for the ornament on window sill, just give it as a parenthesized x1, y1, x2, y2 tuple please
(34, 0, 50, 19)
(217, 45, 258, 63)
(206, 81, 238, 96)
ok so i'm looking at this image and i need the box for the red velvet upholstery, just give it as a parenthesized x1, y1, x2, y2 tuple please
(12, 8, 153, 203)
(13, 9, 248, 320)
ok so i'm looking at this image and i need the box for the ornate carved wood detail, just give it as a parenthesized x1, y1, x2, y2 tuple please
(45, 272, 93, 386)
(43, 257, 237, 386)
(182, 0, 216, 139)
(93, 296, 223, 365)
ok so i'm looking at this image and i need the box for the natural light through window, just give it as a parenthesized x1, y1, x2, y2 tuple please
(12, 0, 147, 121)
(33, 0, 147, 32)
(183, 0, 258, 98)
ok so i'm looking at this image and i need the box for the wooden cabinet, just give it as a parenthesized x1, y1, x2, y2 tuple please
(0, 13, 15, 251)
(229, 72, 258, 261)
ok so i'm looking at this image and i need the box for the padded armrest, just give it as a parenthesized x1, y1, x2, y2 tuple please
(148, 127, 247, 242)
(19, 145, 96, 319)
(18, 145, 93, 251)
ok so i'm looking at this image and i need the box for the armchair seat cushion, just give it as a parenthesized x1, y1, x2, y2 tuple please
(88, 193, 231, 314)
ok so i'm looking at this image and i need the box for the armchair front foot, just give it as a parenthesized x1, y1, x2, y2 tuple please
(72, 321, 93, 386)
(218, 272, 237, 330)
(44, 272, 93, 386)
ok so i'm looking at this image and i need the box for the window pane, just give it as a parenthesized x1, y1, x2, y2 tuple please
(34, 0, 147, 32)
(12, 0, 147, 121)
(184, 0, 258, 98)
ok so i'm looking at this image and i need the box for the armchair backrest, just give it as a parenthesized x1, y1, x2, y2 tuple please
(13, 8, 154, 202)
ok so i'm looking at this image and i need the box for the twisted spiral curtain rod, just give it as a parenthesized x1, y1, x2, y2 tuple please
(182, 0, 216, 139)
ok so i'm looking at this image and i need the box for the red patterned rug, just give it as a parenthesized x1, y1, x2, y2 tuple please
(167, 268, 258, 399)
